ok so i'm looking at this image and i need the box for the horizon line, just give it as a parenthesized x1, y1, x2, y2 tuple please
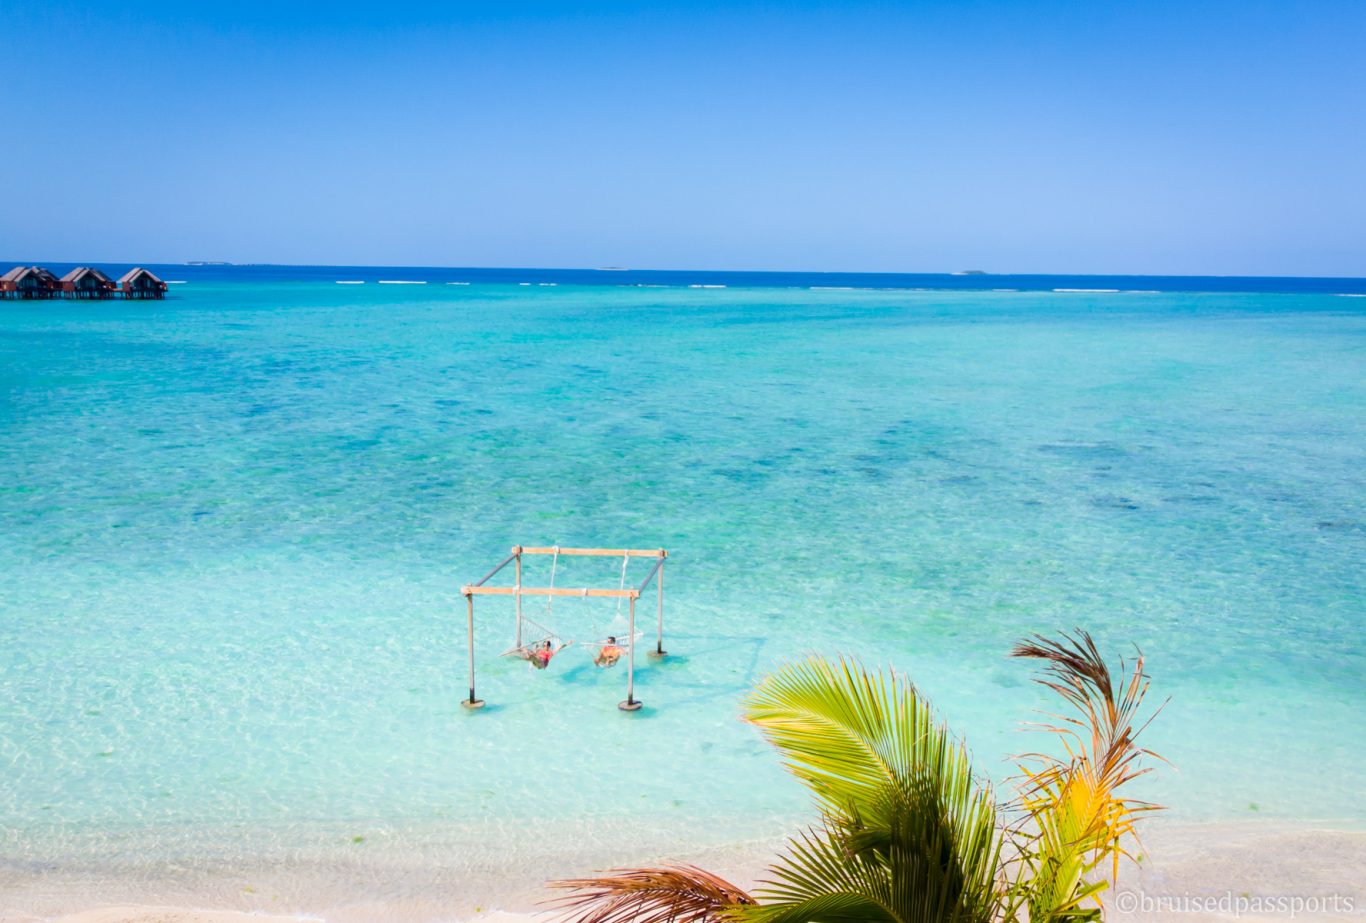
(5, 258, 1366, 281)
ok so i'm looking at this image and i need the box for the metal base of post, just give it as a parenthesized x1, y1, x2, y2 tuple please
(648, 648, 668, 660)
(618, 698, 643, 712)
(461, 698, 486, 710)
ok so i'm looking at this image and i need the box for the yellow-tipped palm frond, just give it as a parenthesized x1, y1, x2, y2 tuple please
(1010, 630, 1166, 922)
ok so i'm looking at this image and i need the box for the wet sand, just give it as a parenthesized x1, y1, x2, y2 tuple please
(6, 821, 1363, 923)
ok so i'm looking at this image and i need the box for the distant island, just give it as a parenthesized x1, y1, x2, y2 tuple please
(184, 261, 233, 266)
(951, 270, 988, 275)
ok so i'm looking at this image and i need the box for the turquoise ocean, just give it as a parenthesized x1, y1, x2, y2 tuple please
(2, 269, 1364, 891)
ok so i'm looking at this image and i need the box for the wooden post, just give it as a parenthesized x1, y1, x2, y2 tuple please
(619, 595, 642, 711)
(514, 548, 523, 648)
(651, 558, 667, 658)
(461, 593, 484, 709)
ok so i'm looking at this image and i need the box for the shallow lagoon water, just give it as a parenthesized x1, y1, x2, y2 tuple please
(2, 281, 1364, 878)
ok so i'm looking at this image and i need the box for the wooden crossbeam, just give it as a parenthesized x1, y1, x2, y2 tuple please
(516, 546, 666, 558)
(462, 585, 639, 599)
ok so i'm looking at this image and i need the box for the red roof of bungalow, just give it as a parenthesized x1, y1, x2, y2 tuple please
(3, 265, 43, 283)
(60, 267, 115, 285)
(117, 267, 167, 287)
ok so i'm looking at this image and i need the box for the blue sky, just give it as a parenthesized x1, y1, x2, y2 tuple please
(3, 0, 1364, 275)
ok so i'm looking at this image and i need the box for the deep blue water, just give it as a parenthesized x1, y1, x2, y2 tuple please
(8, 260, 1366, 294)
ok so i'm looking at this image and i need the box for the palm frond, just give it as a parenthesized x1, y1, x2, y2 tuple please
(741, 811, 1002, 923)
(742, 657, 934, 817)
(743, 827, 898, 923)
(546, 865, 755, 923)
(1009, 630, 1166, 922)
(742, 657, 1006, 923)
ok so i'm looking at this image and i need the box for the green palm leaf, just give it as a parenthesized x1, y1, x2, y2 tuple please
(744, 828, 900, 923)
(743, 656, 913, 819)
(740, 657, 1005, 923)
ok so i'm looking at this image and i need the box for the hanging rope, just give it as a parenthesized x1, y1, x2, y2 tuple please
(505, 545, 568, 662)
(545, 545, 560, 620)
(614, 551, 629, 618)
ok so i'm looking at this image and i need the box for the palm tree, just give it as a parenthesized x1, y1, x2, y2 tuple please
(548, 630, 1162, 923)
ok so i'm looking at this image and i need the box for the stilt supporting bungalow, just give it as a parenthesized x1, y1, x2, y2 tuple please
(461, 546, 668, 712)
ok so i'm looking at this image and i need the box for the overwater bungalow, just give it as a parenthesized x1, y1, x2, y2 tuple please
(59, 267, 117, 299)
(117, 267, 168, 300)
(0, 266, 59, 299)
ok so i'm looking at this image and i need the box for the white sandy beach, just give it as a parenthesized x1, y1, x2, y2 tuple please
(5, 822, 1363, 923)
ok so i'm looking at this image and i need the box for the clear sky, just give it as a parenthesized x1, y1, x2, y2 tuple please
(4, 0, 1364, 275)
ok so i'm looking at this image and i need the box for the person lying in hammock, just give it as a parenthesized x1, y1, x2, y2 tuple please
(592, 636, 624, 668)
(517, 639, 564, 670)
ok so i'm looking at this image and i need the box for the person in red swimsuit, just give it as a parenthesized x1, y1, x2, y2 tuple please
(530, 639, 556, 670)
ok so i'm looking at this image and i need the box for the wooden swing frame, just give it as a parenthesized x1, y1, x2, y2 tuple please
(460, 546, 668, 712)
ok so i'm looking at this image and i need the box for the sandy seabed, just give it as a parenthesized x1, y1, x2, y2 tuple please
(3, 821, 1363, 923)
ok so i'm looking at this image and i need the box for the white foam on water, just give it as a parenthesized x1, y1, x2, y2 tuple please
(1054, 288, 1120, 293)
(689, 284, 726, 289)
(378, 280, 426, 285)
(446, 282, 470, 286)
